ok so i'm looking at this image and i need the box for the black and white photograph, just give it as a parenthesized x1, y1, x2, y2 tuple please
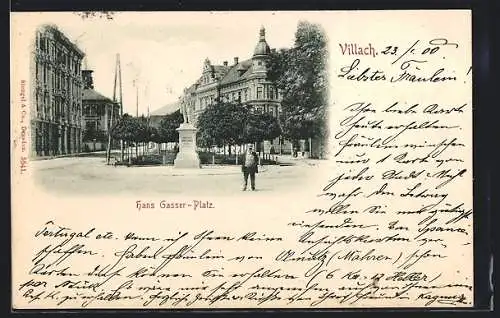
(27, 13, 328, 196)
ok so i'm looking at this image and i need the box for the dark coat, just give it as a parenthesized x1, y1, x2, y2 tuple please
(241, 151, 259, 173)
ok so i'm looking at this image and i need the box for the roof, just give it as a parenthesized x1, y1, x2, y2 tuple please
(182, 27, 272, 93)
(254, 41, 271, 56)
(219, 59, 253, 85)
(253, 27, 271, 56)
(82, 89, 113, 102)
(39, 24, 85, 58)
(150, 101, 180, 116)
(212, 65, 230, 80)
(184, 83, 197, 95)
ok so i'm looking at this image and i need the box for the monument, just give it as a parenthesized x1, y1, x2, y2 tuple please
(174, 101, 201, 168)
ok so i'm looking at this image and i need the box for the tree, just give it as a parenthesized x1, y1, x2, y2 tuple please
(243, 111, 281, 145)
(111, 114, 149, 162)
(196, 100, 249, 155)
(83, 124, 97, 142)
(157, 110, 184, 143)
(148, 126, 161, 144)
(111, 114, 134, 163)
(267, 21, 328, 147)
(83, 124, 106, 143)
(111, 114, 137, 143)
(133, 116, 151, 144)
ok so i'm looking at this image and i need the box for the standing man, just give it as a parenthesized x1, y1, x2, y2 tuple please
(241, 144, 259, 191)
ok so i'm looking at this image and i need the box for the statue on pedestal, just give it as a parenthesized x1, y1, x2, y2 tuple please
(180, 99, 190, 124)
(174, 97, 200, 168)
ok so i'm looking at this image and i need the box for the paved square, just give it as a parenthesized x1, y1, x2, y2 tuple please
(32, 156, 318, 196)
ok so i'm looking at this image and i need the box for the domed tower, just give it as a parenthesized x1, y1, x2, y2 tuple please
(252, 26, 271, 73)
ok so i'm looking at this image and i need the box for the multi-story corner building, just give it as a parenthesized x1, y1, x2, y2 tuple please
(30, 24, 85, 157)
(81, 69, 120, 151)
(181, 27, 289, 153)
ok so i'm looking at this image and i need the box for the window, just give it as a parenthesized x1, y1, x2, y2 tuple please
(86, 121, 98, 131)
(257, 87, 263, 99)
(85, 105, 94, 116)
(40, 36, 46, 51)
(51, 98, 55, 118)
(238, 91, 241, 101)
(269, 87, 274, 99)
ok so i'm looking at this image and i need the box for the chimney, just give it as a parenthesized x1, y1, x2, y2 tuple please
(82, 69, 94, 89)
(223, 61, 228, 66)
(234, 57, 239, 65)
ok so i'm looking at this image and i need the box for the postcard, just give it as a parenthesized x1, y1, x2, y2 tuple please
(11, 10, 473, 309)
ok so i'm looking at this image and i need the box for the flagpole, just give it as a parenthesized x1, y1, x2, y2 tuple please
(145, 81, 151, 156)
(135, 81, 139, 117)
(117, 54, 124, 163)
(135, 80, 139, 158)
(106, 54, 119, 165)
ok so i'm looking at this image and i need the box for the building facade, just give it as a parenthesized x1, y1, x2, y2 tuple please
(81, 69, 120, 151)
(181, 27, 288, 153)
(30, 24, 85, 157)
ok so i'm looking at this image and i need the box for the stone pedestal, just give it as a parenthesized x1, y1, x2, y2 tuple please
(174, 123, 201, 168)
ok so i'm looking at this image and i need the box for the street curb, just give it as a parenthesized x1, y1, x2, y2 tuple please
(30, 151, 120, 161)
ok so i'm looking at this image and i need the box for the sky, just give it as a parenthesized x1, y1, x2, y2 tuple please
(15, 11, 332, 116)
